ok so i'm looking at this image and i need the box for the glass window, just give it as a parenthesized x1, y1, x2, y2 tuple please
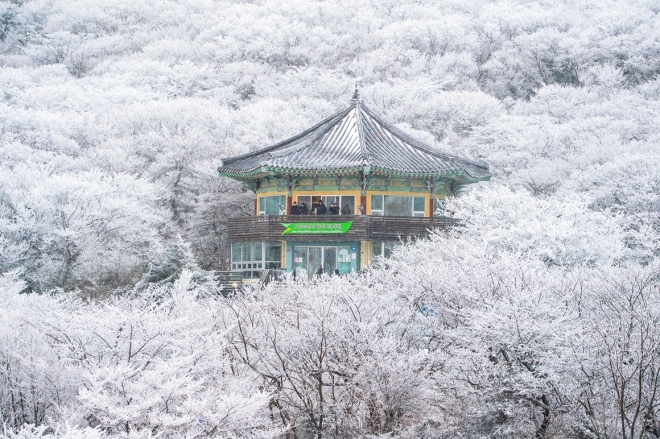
(340, 196, 354, 215)
(242, 243, 252, 261)
(371, 195, 383, 210)
(252, 242, 262, 261)
(372, 241, 383, 258)
(384, 241, 400, 258)
(265, 242, 281, 262)
(414, 196, 426, 215)
(259, 195, 286, 215)
(231, 244, 242, 263)
(296, 195, 354, 215)
(370, 195, 427, 217)
(232, 242, 282, 273)
(371, 195, 383, 215)
(297, 196, 312, 214)
(384, 195, 412, 216)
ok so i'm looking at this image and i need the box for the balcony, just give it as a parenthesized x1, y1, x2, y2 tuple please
(225, 215, 459, 243)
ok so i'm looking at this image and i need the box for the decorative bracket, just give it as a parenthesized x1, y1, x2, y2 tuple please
(276, 176, 289, 193)
(450, 180, 464, 196)
(242, 180, 259, 193)
(433, 178, 450, 195)
(288, 177, 299, 195)
(335, 174, 343, 190)
(369, 175, 390, 191)
(360, 173, 370, 196)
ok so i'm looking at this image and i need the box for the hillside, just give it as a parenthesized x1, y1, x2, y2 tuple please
(1, 0, 658, 292)
(1, 0, 660, 437)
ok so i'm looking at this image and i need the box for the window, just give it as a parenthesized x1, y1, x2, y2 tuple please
(231, 244, 242, 264)
(372, 241, 383, 258)
(370, 195, 426, 217)
(413, 196, 426, 217)
(371, 194, 383, 215)
(384, 241, 401, 257)
(231, 242, 282, 275)
(259, 195, 286, 215)
(372, 241, 401, 260)
(338, 196, 355, 215)
(296, 195, 355, 215)
(265, 242, 282, 269)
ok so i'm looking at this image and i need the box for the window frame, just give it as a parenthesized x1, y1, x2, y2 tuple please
(295, 195, 355, 215)
(258, 195, 286, 215)
(231, 241, 282, 273)
(370, 195, 426, 217)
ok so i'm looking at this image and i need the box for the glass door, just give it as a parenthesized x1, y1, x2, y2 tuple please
(299, 246, 338, 278)
(323, 247, 337, 275)
(293, 247, 308, 279)
(308, 247, 322, 278)
(338, 247, 352, 274)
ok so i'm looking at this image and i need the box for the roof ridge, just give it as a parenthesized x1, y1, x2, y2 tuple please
(221, 104, 354, 166)
(359, 104, 489, 174)
(354, 102, 370, 166)
(271, 103, 357, 160)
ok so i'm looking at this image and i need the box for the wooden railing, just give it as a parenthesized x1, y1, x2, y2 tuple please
(226, 215, 459, 242)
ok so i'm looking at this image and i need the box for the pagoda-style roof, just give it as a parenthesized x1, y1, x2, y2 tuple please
(218, 91, 490, 181)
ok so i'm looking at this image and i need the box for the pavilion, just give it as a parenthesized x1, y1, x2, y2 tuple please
(218, 90, 490, 279)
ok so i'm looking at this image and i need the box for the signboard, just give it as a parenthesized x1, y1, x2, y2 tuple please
(281, 221, 353, 236)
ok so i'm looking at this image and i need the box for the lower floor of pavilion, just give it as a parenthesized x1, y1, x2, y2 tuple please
(230, 240, 401, 280)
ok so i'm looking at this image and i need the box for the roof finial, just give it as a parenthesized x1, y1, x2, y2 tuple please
(352, 82, 362, 102)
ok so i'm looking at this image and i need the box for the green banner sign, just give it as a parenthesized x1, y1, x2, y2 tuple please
(281, 221, 353, 236)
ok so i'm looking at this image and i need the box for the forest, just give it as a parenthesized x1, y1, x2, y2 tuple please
(1, 0, 659, 437)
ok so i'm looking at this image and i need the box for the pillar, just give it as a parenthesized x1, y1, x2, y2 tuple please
(360, 241, 372, 270)
(286, 174, 293, 216)
(429, 176, 434, 218)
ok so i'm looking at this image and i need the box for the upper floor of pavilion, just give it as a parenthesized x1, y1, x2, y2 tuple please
(218, 89, 490, 219)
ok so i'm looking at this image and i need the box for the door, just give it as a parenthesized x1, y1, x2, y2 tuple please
(308, 247, 322, 278)
(304, 246, 338, 278)
(323, 247, 337, 275)
(293, 247, 308, 279)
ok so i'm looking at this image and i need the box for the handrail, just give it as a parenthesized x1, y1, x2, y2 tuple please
(239, 214, 457, 222)
(225, 215, 458, 242)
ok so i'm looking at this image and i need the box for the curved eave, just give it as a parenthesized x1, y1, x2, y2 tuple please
(219, 165, 490, 183)
(360, 105, 491, 172)
(217, 167, 271, 180)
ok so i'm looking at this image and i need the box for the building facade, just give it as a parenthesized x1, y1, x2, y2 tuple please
(218, 90, 490, 280)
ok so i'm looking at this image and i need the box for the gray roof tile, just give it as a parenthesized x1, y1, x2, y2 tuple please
(219, 95, 489, 179)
